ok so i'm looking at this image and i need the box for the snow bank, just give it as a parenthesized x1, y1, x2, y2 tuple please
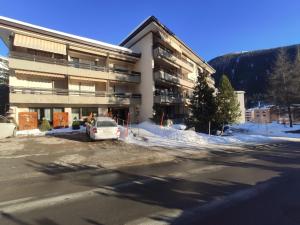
(16, 126, 85, 137)
(123, 121, 276, 149)
(232, 122, 300, 138)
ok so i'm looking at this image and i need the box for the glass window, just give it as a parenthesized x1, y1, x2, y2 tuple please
(53, 108, 64, 113)
(44, 108, 51, 121)
(72, 108, 80, 120)
(0, 116, 8, 123)
(82, 108, 98, 117)
(97, 121, 117, 127)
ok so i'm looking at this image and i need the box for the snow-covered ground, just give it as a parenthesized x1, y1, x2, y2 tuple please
(122, 121, 300, 148)
(232, 122, 300, 137)
(15, 122, 300, 149)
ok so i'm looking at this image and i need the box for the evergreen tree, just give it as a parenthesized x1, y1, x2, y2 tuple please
(189, 72, 217, 133)
(216, 75, 241, 129)
(268, 48, 300, 127)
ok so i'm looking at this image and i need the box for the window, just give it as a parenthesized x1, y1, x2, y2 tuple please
(72, 108, 80, 120)
(53, 108, 64, 113)
(0, 116, 8, 123)
(82, 108, 98, 117)
(97, 121, 117, 127)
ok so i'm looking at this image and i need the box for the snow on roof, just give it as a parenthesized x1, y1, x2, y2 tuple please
(0, 16, 133, 54)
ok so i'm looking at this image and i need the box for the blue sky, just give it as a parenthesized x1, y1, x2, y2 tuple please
(0, 0, 300, 60)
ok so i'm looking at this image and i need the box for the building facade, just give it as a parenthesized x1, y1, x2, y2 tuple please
(0, 56, 9, 115)
(0, 16, 216, 127)
(120, 16, 216, 122)
(245, 105, 300, 124)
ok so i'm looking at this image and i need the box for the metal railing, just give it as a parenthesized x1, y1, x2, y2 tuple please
(154, 70, 194, 84)
(9, 52, 141, 77)
(153, 47, 194, 68)
(154, 93, 191, 104)
(10, 86, 141, 99)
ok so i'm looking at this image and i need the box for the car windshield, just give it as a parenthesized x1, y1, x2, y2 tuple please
(97, 121, 117, 127)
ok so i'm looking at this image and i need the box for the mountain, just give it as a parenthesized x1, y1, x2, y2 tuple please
(209, 44, 300, 108)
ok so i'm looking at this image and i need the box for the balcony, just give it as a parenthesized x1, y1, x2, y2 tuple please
(154, 70, 194, 89)
(9, 52, 141, 83)
(10, 86, 141, 105)
(154, 93, 190, 105)
(153, 47, 194, 72)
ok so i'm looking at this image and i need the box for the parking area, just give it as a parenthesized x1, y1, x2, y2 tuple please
(0, 133, 212, 183)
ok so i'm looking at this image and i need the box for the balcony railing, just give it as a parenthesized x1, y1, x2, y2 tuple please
(10, 86, 141, 99)
(154, 70, 194, 85)
(153, 47, 194, 69)
(154, 93, 191, 104)
(9, 52, 141, 77)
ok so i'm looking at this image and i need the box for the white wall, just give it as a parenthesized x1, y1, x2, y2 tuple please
(129, 32, 154, 121)
(235, 91, 246, 123)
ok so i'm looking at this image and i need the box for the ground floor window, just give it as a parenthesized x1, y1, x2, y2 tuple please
(29, 108, 64, 123)
(71, 107, 98, 121)
(82, 107, 98, 117)
(71, 108, 80, 121)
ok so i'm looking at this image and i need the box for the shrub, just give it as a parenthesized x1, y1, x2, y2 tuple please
(72, 120, 81, 130)
(39, 118, 51, 131)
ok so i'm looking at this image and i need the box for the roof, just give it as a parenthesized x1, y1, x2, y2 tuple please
(120, 16, 215, 72)
(0, 16, 137, 56)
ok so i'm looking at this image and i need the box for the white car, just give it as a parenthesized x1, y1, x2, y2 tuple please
(0, 116, 17, 139)
(86, 117, 120, 141)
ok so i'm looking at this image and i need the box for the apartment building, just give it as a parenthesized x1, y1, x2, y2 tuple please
(0, 56, 8, 84)
(0, 16, 142, 125)
(120, 16, 215, 122)
(0, 16, 216, 127)
(246, 105, 300, 124)
(0, 56, 9, 115)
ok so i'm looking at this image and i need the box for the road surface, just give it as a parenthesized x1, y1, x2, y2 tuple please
(0, 140, 300, 225)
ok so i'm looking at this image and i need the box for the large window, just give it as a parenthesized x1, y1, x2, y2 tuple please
(72, 108, 80, 120)
(71, 107, 98, 121)
(29, 108, 64, 123)
(82, 107, 98, 117)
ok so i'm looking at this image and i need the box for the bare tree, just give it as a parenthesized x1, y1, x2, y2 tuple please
(269, 48, 300, 127)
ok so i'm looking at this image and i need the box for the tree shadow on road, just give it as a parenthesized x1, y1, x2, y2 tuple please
(20, 141, 300, 225)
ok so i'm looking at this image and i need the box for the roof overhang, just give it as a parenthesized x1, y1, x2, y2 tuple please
(120, 16, 215, 74)
(0, 16, 140, 59)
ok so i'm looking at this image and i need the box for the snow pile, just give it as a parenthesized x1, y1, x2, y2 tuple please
(232, 122, 300, 138)
(123, 121, 276, 148)
(16, 126, 85, 136)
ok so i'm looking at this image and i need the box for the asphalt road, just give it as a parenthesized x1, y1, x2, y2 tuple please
(0, 140, 300, 225)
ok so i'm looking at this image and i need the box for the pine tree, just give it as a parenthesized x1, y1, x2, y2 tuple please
(216, 75, 241, 129)
(268, 48, 300, 127)
(189, 72, 217, 133)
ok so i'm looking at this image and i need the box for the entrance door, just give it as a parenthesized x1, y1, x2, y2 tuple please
(108, 107, 129, 124)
